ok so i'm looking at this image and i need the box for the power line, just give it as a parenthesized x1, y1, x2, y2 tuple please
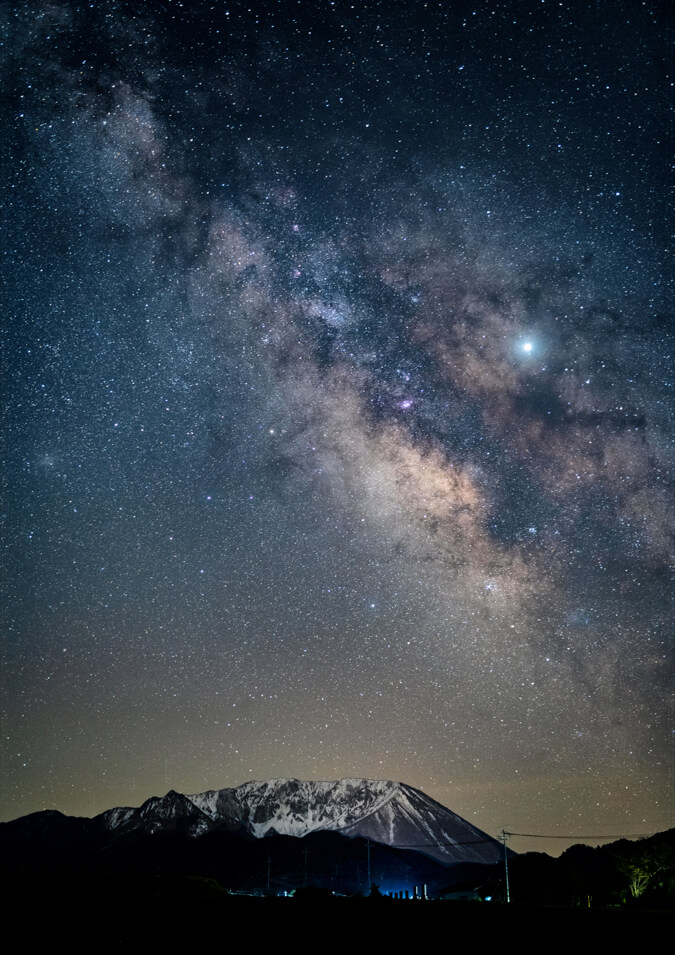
(387, 836, 500, 848)
(504, 830, 664, 840)
(376, 828, 665, 850)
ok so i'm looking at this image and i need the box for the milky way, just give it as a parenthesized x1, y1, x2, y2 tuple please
(1, 1, 672, 854)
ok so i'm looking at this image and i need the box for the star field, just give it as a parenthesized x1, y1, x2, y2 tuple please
(1, 0, 672, 854)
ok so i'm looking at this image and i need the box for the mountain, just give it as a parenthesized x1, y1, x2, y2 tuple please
(100, 789, 213, 837)
(98, 777, 505, 865)
(0, 778, 505, 869)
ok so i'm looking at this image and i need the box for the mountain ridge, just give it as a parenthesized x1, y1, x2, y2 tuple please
(1, 777, 506, 866)
(115, 777, 504, 865)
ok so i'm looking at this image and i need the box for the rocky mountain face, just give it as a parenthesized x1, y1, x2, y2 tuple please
(100, 789, 213, 837)
(97, 777, 504, 865)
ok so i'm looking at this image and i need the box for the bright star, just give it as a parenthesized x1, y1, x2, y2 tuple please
(522, 341, 533, 353)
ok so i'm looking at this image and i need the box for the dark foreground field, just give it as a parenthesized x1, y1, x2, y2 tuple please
(4, 873, 671, 948)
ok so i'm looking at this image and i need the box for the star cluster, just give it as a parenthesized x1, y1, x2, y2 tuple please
(1, 1, 672, 853)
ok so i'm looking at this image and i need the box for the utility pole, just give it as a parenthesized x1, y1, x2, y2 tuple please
(367, 839, 371, 891)
(501, 830, 511, 903)
(267, 854, 271, 896)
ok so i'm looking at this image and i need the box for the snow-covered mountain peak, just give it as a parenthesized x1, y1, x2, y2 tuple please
(188, 777, 403, 838)
(95, 777, 504, 865)
(99, 789, 212, 836)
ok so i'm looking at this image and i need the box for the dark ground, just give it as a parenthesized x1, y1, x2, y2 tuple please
(5, 873, 671, 948)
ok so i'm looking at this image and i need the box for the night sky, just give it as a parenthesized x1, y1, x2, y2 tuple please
(1, 1, 672, 856)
